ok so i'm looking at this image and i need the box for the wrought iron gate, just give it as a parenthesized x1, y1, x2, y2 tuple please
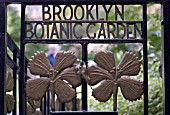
(0, 0, 170, 115)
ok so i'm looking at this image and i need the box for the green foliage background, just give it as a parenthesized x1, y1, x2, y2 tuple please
(88, 4, 163, 115)
(7, 4, 163, 115)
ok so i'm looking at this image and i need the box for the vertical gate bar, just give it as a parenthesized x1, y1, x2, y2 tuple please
(40, 100, 43, 113)
(72, 87, 77, 111)
(19, 4, 26, 115)
(59, 102, 65, 111)
(0, 3, 7, 115)
(163, 2, 170, 115)
(25, 59, 28, 115)
(142, 4, 148, 115)
(81, 43, 88, 111)
(47, 89, 50, 115)
(40, 75, 44, 113)
(44, 93, 47, 114)
(13, 50, 18, 115)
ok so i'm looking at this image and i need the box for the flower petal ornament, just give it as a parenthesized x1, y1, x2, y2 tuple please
(87, 51, 143, 111)
(27, 98, 41, 115)
(6, 72, 15, 113)
(26, 51, 82, 110)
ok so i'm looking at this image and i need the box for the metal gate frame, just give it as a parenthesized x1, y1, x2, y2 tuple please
(0, 0, 170, 115)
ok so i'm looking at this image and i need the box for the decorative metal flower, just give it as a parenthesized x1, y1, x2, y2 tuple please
(87, 51, 143, 111)
(6, 72, 15, 113)
(27, 98, 41, 115)
(26, 51, 82, 109)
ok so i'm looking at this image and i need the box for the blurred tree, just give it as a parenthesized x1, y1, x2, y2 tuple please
(7, 4, 163, 114)
(7, 6, 21, 44)
(88, 4, 163, 115)
(25, 44, 47, 59)
(7, 5, 47, 58)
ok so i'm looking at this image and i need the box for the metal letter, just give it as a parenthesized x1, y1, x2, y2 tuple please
(25, 22, 34, 39)
(107, 23, 116, 39)
(98, 23, 106, 39)
(60, 23, 69, 39)
(42, 5, 51, 21)
(86, 5, 95, 20)
(50, 23, 59, 39)
(74, 5, 85, 20)
(134, 23, 142, 38)
(86, 23, 96, 39)
(34, 23, 44, 39)
(115, 5, 124, 20)
(44, 22, 52, 38)
(116, 23, 126, 39)
(63, 5, 73, 20)
(126, 23, 135, 39)
(53, 5, 62, 20)
(73, 23, 83, 39)
(103, 5, 112, 20)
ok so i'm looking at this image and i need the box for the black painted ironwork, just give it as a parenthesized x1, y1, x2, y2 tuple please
(0, 3, 7, 115)
(142, 4, 148, 115)
(7, 34, 29, 115)
(50, 112, 118, 115)
(7, 33, 29, 115)
(19, 4, 26, 115)
(0, 0, 165, 4)
(12, 49, 18, 115)
(82, 43, 88, 111)
(163, 1, 170, 115)
(0, 4, 28, 115)
(0, 0, 170, 115)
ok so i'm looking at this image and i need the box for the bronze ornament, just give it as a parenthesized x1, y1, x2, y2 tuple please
(26, 51, 82, 109)
(87, 51, 143, 111)
(27, 98, 41, 115)
(6, 72, 15, 113)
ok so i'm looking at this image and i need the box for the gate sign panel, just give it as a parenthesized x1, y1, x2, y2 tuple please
(25, 5, 142, 40)
(0, 0, 170, 115)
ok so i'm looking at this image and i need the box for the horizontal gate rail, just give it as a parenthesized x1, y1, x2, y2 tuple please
(0, 0, 165, 4)
(26, 20, 143, 23)
(23, 39, 143, 44)
(51, 112, 118, 115)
